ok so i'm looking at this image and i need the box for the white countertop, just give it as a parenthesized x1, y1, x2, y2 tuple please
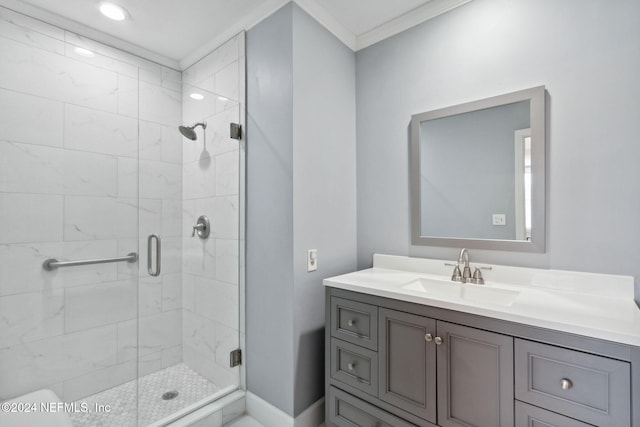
(323, 254, 640, 347)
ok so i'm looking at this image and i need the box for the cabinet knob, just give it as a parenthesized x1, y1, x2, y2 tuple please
(425, 333, 433, 342)
(347, 319, 356, 327)
(347, 362, 356, 371)
(434, 336, 444, 345)
(561, 378, 573, 390)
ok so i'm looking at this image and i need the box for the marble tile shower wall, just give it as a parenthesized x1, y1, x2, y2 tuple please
(0, 7, 183, 401)
(181, 33, 244, 390)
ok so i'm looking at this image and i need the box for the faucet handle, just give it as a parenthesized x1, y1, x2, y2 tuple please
(471, 267, 485, 285)
(451, 265, 463, 282)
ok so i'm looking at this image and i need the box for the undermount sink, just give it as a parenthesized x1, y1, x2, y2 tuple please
(401, 277, 520, 307)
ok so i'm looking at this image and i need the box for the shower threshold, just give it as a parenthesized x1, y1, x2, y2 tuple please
(70, 363, 229, 427)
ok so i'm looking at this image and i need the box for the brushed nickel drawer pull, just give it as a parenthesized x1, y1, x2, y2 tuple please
(425, 333, 433, 342)
(347, 362, 356, 371)
(561, 378, 573, 390)
(434, 336, 444, 345)
(347, 319, 356, 327)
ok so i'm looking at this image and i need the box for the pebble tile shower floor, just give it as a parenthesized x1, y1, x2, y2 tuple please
(70, 363, 220, 426)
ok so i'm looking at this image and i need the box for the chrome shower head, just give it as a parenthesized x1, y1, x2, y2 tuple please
(178, 122, 206, 141)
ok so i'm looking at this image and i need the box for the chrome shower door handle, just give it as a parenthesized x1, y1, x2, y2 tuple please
(147, 234, 161, 277)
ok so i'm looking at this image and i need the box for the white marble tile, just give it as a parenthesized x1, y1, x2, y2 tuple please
(195, 278, 239, 329)
(0, 141, 63, 194)
(64, 279, 137, 333)
(62, 359, 136, 402)
(63, 149, 118, 196)
(215, 61, 240, 102)
(139, 81, 182, 126)
(161, 345, 183, 368)
(116, 319, 137, 363)
(0, 6, 65, 42)
(0, 87, 63, 147)
(222, 396, 246, 425)
(162, 199, 183, 237)
(64, 104, 138, 157)
(0, 325, 117, 400)
(64, 41, 138, 79)
(138, 309, 182, 356)
(213, 323, 240, 371)
(0, 193, 63, 244)
(216, 150, 240, 196)
(0, 15, 64, 54)
(64, 196, 138, 241)
(139, 120, 162, 161)
(225, 415, 264, 427)
(183, 343, 236, 389)
(216, 239, 239, 285)
(57, 240, 121, 288)
(139, 198, 162, 237)
(182, 275, 196, 312)
(183, 36, 239, 87)
(139, 275, 162, 317)
(0, 37, 118, 112)
(118, 74, 138, 118)
(162, 273, 182, 312)
(0, 290, 64, 348)
(161, 66, 183, 92)
(183, 236, 216, 278)
(161, 236, 183, 275)
(209, 196, 240, 239)
(117, 156, 138, 198)
(0, 242, 60, 296)
(183, 159, 216, 200)
(182, 310, 216, 361)
(139, 350, 163, 377)
(139, 159, 182, 200)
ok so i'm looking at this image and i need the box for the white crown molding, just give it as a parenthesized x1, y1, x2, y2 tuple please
(180, 0, 289, 70)
(355, 0, 473, 51)
(293, 0, 356, 50)
(0, 0, 180, 69)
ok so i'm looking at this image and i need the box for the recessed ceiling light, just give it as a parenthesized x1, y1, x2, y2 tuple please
(99, 2, 128, 21)
(190, 93, 205, 100)
(74, 47, 95, 58)
(218, 96, 229, 101)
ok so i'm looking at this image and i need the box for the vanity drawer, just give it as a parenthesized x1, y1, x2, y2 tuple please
(328, 386, 416, 427)
(330, 338, 378, 396)
(515, 401, 594, 427)
(515, 339, 630, 426)
(330, 297, 378, 350)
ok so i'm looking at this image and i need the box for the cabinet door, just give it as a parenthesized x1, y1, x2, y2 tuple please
(378, 308, 437, 424)
(436, 321, 514, 427)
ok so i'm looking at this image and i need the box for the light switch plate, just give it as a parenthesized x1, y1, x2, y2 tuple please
(307, 249, 317, 272)
(492, 214, 506, 226)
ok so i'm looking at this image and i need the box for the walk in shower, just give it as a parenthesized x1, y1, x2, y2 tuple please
(0, 6, 245, 426)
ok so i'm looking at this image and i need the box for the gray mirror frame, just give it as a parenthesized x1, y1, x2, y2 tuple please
(410, 86, 546, 252)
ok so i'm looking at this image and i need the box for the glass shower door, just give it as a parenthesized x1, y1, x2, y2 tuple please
(136, 83, 242, 426)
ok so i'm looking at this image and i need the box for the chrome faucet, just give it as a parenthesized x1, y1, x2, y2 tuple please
(458, 248, 472, 283)
(449, 248, 489, 284)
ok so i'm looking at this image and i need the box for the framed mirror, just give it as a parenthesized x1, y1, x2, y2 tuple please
(410, 86, 546, 252)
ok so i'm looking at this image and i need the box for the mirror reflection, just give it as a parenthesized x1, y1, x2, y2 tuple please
(419, 100, 531, 240)
(410, 86, 546, 252)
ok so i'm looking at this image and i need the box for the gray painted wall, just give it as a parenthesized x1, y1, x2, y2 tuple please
(292, 5, 357, 415)
(420, 101, 530, 239)
(246, 4, 295, 415)
(247, 3, 357, 417)
(356, 0, 640, 301)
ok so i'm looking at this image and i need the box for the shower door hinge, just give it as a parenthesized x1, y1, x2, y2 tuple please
(230, 348, 242, 367)
(230, 123, 242, 140)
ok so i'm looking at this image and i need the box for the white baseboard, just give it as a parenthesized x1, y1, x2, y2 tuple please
(246, 392, 324, 427)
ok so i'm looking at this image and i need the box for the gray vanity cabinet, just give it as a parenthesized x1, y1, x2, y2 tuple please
(378, 308, 437, 423)
(326, 287, 637, 427)
(378, 308, 513, 427)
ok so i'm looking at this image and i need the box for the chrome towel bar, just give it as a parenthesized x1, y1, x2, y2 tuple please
(42, 252, 138, 271)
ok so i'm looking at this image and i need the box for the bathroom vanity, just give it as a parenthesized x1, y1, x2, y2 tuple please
(324, 255, 640, 427)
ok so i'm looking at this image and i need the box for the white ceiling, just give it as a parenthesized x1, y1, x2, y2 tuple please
(0, 0, 471, 69)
